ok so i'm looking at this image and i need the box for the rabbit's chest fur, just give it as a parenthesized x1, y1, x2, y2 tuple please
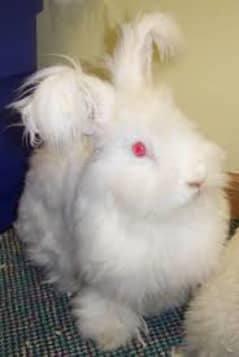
(73, 183, 228, 311)
(19, 147, 228, 313)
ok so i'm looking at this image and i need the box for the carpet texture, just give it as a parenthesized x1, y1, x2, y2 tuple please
(1, 222, 238, 356)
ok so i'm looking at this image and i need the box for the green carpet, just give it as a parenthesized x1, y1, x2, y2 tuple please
(1, 221, 238, 356)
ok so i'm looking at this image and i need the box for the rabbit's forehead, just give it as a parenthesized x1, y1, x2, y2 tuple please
(111, 118, 203, 155)
(112, 104, 194, 144)
(114, 89, 185, 134)
(116, 90, 167, 115)
(110, 90, 208, 155)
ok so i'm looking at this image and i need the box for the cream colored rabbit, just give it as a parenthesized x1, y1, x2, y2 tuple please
(177, 228, 239, 357)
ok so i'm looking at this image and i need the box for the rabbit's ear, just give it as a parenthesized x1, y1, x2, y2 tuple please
(12, 64, 114, 150)
(109, 12, 183, 89)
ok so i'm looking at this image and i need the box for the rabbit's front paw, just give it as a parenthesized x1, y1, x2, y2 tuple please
(94, 327, 131, 351)
(72, 288, 142, 350)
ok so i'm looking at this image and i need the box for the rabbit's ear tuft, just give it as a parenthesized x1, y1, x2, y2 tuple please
(11, 65, 114, 150)
(109, 12, 183, 89)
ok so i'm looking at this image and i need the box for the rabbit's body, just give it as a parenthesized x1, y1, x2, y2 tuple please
(16, 89, 229, 348)
(13, 13, 229, 350)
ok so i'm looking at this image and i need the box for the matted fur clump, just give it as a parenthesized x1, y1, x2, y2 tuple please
(13, 13, 229, 350)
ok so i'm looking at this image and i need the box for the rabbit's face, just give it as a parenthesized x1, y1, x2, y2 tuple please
(90, 89, 226, 218)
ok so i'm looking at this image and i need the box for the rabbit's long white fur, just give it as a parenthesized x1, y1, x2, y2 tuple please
(175, 228, 239, 357)
(13, 64, 114, 149)
(13, 13, 229, 350)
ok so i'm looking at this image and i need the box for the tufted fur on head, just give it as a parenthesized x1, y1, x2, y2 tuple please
(12, 63, 114, 149)
(109, 12, 183, 89)
(12, 12, 182, 151)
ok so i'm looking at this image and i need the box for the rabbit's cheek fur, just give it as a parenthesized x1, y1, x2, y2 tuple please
(84, 144, 212, 219)
(83, 157, 176, 218)
(109, 166, 160, 216)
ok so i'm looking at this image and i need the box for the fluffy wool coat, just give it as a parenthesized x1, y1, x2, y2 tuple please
(13, 13, 229, 350)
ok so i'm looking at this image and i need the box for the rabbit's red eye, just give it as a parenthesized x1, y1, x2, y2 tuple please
(131, 141, 147, 157)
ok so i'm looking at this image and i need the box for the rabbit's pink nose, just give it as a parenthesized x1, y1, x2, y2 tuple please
(187, 179, 204, 189)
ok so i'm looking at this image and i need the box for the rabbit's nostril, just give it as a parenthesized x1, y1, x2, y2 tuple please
(187, 180, 204, 189)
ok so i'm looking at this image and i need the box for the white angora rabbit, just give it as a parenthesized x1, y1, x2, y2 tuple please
(13, 13, 229, 350)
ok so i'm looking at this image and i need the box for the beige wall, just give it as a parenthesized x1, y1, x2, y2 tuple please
(37, 0, 239, 171)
